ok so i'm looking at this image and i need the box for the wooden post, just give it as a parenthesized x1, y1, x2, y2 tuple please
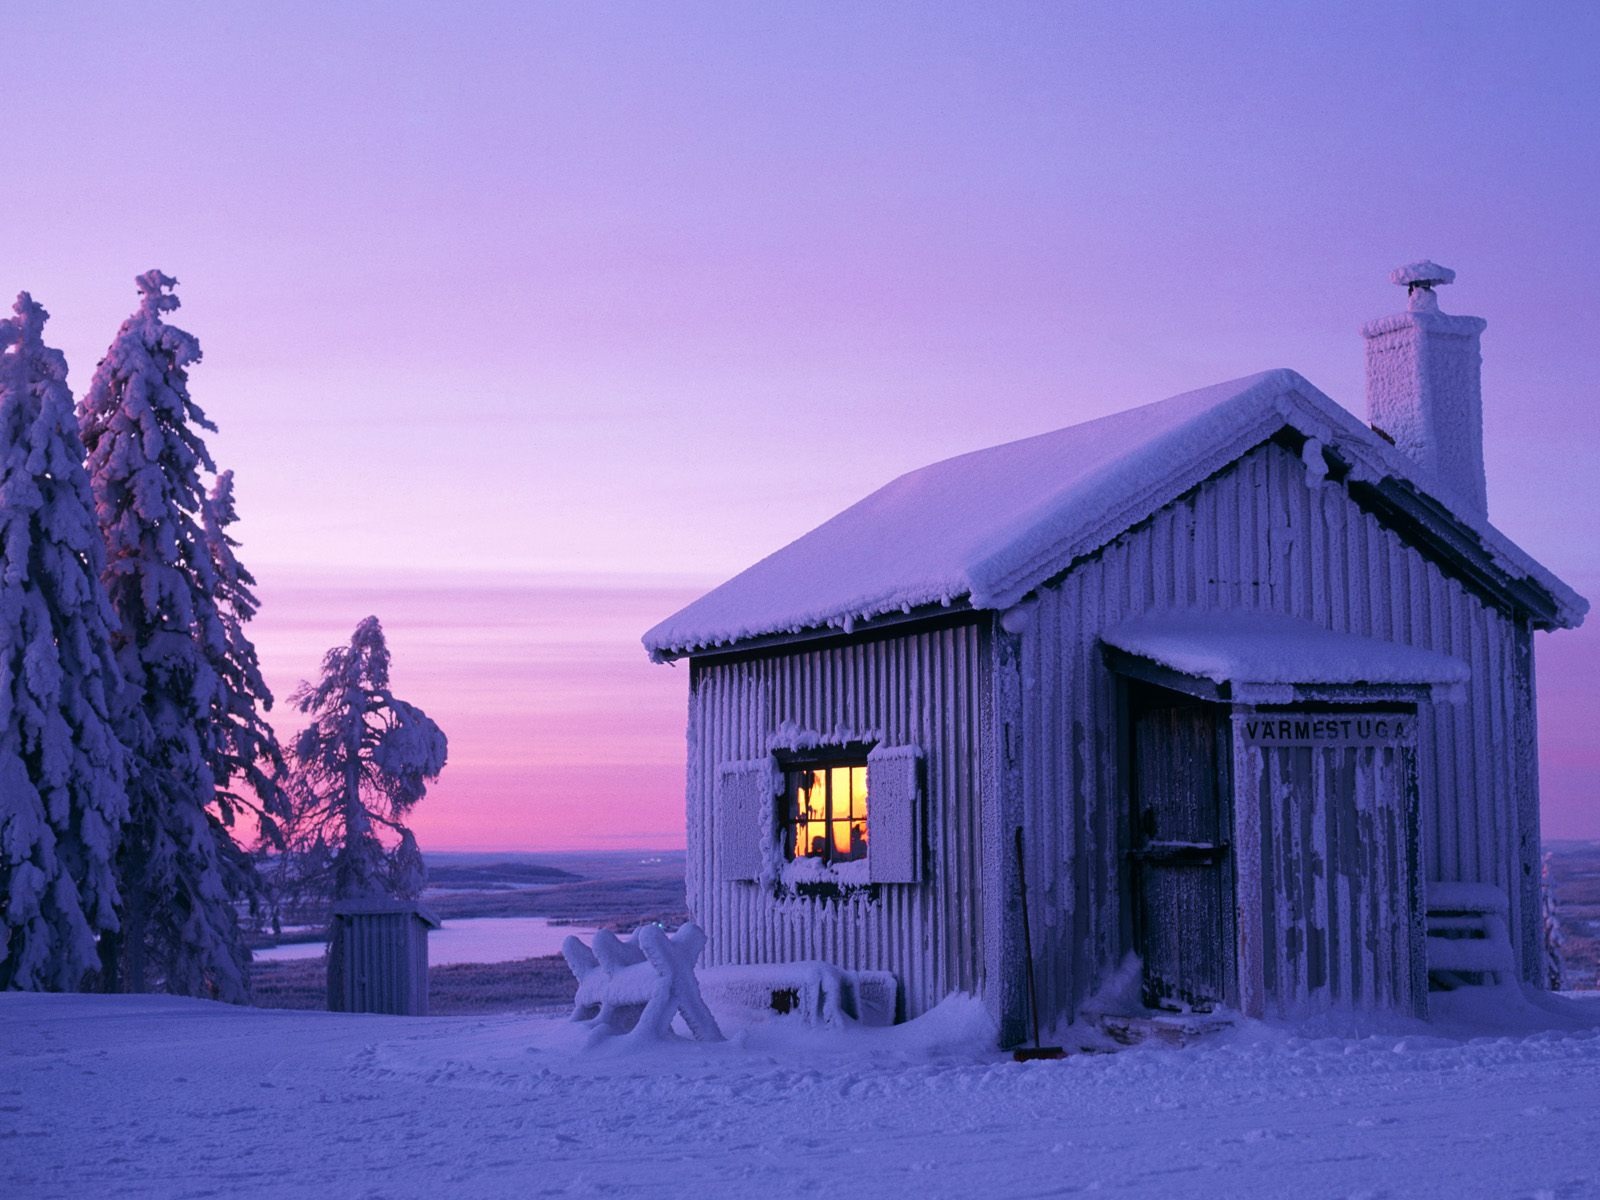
(1231, 714, 1266, 1019)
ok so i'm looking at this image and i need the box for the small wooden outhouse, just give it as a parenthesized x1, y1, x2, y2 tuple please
(327, 899, 440, 1017)
(644, 264, 1587, 1043)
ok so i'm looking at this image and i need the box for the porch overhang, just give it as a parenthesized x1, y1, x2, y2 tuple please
(1101, 611, 1469, 706)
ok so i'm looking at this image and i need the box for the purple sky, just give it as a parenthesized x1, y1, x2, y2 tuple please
(7, 4, 1598, 846)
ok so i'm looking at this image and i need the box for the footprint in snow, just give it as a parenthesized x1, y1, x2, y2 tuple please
(1241, 1127, 1287, 1143)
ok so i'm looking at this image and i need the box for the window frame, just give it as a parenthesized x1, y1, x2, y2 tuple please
(775, 743, 876, 869)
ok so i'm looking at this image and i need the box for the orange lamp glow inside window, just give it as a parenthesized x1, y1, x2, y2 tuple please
(787, 761, 868, 864)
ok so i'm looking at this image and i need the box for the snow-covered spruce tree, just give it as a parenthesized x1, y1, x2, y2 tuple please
(80, 271, 282, 1001)
(0, 293, 127, 991)
(202, 470, 289, 900)
(288, 617, 446, 902)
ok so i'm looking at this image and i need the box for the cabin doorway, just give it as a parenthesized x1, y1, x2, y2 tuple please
(1128, 686, 1235, 1012)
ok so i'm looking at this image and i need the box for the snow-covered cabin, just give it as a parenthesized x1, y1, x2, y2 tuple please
(644, 264, 1587, 1041)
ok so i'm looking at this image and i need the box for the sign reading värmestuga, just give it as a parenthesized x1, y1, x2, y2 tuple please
(1237, 711, 1413, 747)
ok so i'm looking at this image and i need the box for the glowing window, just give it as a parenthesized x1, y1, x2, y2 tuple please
(783, 760, 868, 865)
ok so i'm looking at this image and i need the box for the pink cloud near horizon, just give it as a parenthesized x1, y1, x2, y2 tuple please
(246, 566, 1598, 853)
(250, 572, 702, 852)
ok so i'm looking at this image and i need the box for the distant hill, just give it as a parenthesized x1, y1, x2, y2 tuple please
(427, 861, 583, 889)
(407, 851, 687, 924)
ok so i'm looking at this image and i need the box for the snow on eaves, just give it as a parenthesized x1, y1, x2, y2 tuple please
(1101, 611, 1470, 688)
(644, 369, 1587, 659)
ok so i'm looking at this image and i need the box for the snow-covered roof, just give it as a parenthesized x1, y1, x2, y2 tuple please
(645, 369, 1587, 659)
(1102, 612, 1470, 697)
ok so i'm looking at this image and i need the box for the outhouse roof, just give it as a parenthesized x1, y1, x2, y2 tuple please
(1102, 611, 1470, 704)
(645, 369, 1587, 659)
(332, 898, 442, 928)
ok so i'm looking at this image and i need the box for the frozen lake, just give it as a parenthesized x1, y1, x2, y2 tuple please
(253, 916, 601, 966)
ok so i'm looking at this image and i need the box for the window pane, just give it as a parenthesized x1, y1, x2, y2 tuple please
(831, 819, 853, 859)
(829, 768, 851, 821)
(791, 769, 825, 859)
(850, 766, 868, 820)
(830, 820, 865, 862)
(800, 772, 826, 823)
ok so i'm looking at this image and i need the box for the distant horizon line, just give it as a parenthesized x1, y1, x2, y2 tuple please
(425, 846, 686, 856)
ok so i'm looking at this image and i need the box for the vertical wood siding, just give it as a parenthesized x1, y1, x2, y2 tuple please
(1018, 439, 1535, 1026)
(686, 621, 988, 1019)
(327, 913, 431, 1016)
(1232, 739, 1426, 1017)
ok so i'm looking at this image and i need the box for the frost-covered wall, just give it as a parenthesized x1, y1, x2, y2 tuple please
(1010, 438, 1539, 1028)
(686, 620, 989, 1019)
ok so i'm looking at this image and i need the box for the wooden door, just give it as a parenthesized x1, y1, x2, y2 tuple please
(1130, 690, 1234, 1011)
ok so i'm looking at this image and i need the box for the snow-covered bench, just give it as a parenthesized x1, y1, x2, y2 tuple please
(562, 926, 898, 1035)
(562, 923, 725, 1043)
(698, 961, 898, 1027)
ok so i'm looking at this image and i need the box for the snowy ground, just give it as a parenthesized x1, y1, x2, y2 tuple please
(8, 989, 1600, 1199)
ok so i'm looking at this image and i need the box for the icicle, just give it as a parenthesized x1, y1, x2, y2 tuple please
(1301, 437, 1328, 490)
(1000, 598, 1037, 635)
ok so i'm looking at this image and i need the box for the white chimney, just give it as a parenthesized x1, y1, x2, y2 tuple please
(1361, 261, 1489, 515)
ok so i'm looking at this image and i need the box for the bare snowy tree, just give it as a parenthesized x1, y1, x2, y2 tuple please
(0, 293, 127, 991)
(288, 616, 447, 902)
(79, 271, 282, 1001)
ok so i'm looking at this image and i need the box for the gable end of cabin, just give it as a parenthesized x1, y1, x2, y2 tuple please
(1001, 433, 1547, 1033)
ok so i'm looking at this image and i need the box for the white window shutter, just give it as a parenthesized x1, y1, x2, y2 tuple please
(867, 745, 923, 884)
(715, 759, 774, 882)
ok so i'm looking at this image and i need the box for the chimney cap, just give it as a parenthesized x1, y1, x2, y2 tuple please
(1389, 261, 1457, 313)
(1390, 260, 1456, 290)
